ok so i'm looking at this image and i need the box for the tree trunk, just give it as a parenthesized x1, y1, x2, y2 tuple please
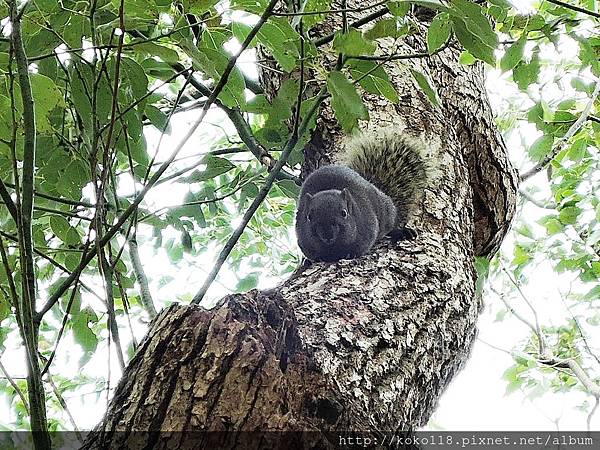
(84, 5, 517, 449)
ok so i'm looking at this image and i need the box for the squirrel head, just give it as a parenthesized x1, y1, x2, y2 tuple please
(302, 188, 357, 247)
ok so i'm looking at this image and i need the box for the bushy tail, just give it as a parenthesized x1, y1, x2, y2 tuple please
(343, 128, 430, 225)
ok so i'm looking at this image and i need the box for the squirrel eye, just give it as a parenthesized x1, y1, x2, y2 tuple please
(341, 209, 348, 218)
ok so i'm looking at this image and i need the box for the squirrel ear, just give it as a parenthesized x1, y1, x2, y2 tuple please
(341, 188, 351, 204)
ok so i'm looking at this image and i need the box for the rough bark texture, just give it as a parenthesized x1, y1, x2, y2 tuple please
(84, 4, 517, 449)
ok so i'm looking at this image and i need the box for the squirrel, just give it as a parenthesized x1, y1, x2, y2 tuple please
(295, 128, 429, 262)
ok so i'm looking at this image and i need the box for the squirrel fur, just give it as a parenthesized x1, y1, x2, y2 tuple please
(295, 128, 429, 262)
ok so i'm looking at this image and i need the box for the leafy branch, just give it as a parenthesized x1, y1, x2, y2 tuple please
(35, 0, 282, 321)
(520, 80, 600, 181)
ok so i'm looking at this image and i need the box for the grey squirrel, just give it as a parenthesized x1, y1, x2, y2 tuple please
(295, 128, 429, 262)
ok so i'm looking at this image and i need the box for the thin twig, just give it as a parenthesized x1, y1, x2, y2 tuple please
(0, 358, 30, 414)
(3, 181, 95, 208)
(27, 21, 215, 62)
(546, 0, 600, 18)
(0, 178, 18, 222)
(97, 66, 191, 135)
(503, 268, 545, 355)
(588, 396, 600, 432)
(41, 265, 85, 377)
(519, 189, 556, 209)
(128, 237, 157, 318)
(492, 286, 541, 350)
(0, 229, 106, 305)
(313, 7, 388, 46)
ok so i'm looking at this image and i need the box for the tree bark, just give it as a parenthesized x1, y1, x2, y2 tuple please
(84, 4, 517, 449)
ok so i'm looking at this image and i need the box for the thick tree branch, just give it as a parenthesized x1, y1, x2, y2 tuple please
(430, 38, 518, 256)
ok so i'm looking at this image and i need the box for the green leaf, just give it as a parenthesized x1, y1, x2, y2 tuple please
(237, 272, 259, 291)
(474, 256, 490, 297)
(427, 13, 451, 54)
(348, 60, 399, 103)
(326, 70, 369, 132)
(256, 79, 300, 146)
(258, 18, 300, 72)
(114, 0, 159, 28)
(229, 0, 268, 14)
(30, 74, 62, 133)
(410, 69, 440, 107)
(364, 19, 402, 41)
(451, 16, 496, 65)
(69, 64, 93, 131)
(0, 294, 10, 324)
(558, 206, 581, 225)
(188, 0, 219, 13)
(512, 244, 532, 266)
(191, 30, 247, 107)
(145, 105, 171, 133)
(276, 180, 300, 199)
(120, 57, 149, 100)
(394, 0, 448, 11)
(450, 0, 498, 51)
(302, 0, 333, 28)
(72, 306, 98, 356)
(528, 135, 554, 161)
(583, 285, 600, 301)
(459, 50, 477, 65)
(134, 42, 180, 64)
(500, 36, 526, 72)
(538, 215, 563, 235)
(50, 216, 78, 245)
(183, 155, 236, 183)
(333, 29, 376, 56)
(513, 50, 541, 90)
(0, 95, 13, 142)
(386, 1, 410, 17)
(129, 134, 149, 167)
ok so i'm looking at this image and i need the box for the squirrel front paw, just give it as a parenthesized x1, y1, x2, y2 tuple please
(389, 227, 418, 242)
